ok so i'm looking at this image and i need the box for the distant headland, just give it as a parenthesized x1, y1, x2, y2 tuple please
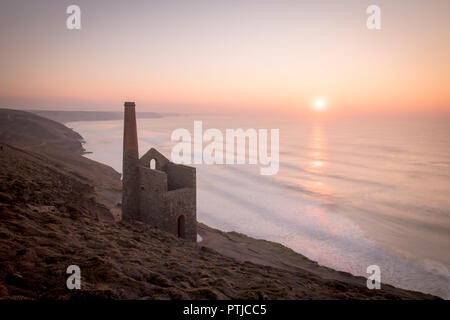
(28, 110, 175, 123)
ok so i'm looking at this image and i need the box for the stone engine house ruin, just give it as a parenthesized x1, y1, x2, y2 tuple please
(121, 102, 197, 241)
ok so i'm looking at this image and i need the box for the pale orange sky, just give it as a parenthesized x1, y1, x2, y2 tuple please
(0, 0, 449, 116)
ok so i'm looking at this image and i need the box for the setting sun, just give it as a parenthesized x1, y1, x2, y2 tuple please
(314, 99, 326, 111)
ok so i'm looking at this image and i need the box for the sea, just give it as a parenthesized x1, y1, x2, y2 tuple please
(67, 114, 450, 299)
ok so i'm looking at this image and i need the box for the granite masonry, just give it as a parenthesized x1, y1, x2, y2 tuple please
(121, 102, 197, 241)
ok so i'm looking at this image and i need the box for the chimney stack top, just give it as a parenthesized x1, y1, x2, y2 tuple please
(124, 101, 135, 107)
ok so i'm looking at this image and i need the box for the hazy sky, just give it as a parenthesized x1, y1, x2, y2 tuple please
(0, 0, 449, 116)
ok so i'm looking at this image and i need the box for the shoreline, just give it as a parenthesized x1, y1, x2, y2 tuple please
(66, 115, 446, 299)
(0, 108, 441, 299)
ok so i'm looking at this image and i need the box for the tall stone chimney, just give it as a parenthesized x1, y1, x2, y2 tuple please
(122, 101, 139, 220)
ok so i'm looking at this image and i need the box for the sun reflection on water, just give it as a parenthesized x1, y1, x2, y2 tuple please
(303, 124, 333, 203)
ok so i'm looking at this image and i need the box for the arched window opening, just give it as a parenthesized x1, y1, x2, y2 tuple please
(150, 158, 156, 170)
(177, 215, 186, 239)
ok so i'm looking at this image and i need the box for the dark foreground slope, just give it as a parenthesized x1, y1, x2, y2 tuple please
(0, 144, 436, 300)
(0, 110, 438, 299)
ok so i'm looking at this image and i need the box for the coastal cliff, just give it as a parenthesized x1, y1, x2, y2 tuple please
(0, 109, 438, 299)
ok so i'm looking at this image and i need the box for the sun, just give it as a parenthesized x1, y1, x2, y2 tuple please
(314, 99, 326, 111)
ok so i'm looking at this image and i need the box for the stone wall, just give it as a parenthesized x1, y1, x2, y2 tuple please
(138, 164, 197, 242)
(166, 163, 196, 191)
(138, 166, 167, 227)
(139, 148, 169, 171)
(122, 102, 196, 242)
(167, 188, 197, 242)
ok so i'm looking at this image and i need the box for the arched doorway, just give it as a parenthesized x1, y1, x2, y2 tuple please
(177, 215, 186, 239)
